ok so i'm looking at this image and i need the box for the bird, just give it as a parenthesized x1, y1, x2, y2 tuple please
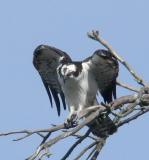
(33, 44, 119, 136)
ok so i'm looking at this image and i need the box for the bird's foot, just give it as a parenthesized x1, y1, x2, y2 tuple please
(64, 112, 79, 128)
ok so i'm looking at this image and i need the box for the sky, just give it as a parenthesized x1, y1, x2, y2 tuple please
(0, 0, 149, 159)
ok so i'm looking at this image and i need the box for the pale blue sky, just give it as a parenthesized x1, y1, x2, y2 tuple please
(0, 0, 149, 160)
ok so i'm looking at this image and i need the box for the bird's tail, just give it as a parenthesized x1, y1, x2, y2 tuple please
(87, 114, 117, 138)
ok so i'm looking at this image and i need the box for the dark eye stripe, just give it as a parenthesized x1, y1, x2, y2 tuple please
(73, 63, 82, 77)
(58, 66, 63, 77)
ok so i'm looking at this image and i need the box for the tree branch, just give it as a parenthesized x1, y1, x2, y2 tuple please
(61, 129, 91, 160)
(1, 88, 149, 159)
(116, 80, 139, 92)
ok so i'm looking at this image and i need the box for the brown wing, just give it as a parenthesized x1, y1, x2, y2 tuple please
(33, 45, 72, 116)
(85, 49, 119, 103)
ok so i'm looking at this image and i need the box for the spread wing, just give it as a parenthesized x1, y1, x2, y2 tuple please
(84, 49, 119, 103)
(33, 45, 72, 116)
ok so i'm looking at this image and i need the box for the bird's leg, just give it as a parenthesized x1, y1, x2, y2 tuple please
(64, 106, 79, 128)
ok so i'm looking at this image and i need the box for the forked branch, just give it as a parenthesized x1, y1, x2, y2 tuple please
(0, 86, 149, 160)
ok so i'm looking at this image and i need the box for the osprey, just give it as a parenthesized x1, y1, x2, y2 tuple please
(33, 45, 119, 134)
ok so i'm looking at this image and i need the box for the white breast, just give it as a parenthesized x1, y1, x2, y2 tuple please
(58, 62, 98, 111)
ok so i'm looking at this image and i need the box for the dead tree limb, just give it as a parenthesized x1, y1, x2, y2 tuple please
(1, 87, 148, 160)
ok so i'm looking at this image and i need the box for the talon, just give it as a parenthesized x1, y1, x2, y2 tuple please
(64, 113, 79, 128)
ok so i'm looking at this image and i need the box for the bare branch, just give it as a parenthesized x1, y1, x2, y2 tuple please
(0, 124, 65, 137)
(73, 141, 98, 160)
(117, 80, 139, 92)
(1, 87, 149, 160)
(86, 147, 96, 160)
(90, 138, 106, 160)
(13, 133, 32, 141)
(61, 129, 91, 160)
(72, 133, 97, 141)
(118, 106, 149, 127)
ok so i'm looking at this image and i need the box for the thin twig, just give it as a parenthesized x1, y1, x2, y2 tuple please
(117, 80, 139, 92)
(86, 147, 96, 160)
(90, 138, 106, 160)
(13, 133, 32, 141)
(0, 124, 65, 137)
(73, 141, 97, 160)
(73, 134, 97, 141)
(117, 106, 149, 127)
(40, 132, 51, 145)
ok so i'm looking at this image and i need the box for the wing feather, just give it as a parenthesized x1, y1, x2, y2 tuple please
(85, 49, 119, 103)
(33, 45, 71, 116)
(41, 77, 53, 106)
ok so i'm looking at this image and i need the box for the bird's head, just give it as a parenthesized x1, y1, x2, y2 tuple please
(60, 64, 77, 79)
(58, 60, 82, 81)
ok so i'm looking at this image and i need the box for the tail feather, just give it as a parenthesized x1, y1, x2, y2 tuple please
(87, 115, 117, 137)
(101, 82, 117, 103)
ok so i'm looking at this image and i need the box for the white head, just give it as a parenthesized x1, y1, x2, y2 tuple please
(61, 64, 77, 78)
